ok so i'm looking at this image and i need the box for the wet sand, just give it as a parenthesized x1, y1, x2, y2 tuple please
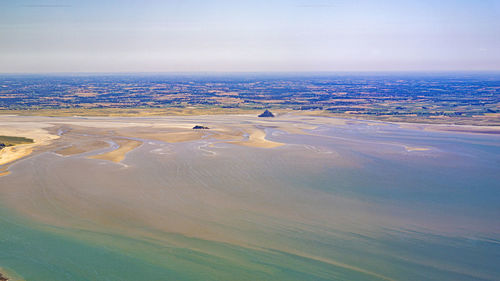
(399, 122, 500, 135)
(0, 114, 499, 281)
(89, 138, 142, 163)
(56, 140, 110, 156)
(0, 125, 58, 166)
(4, 113, 496, 167)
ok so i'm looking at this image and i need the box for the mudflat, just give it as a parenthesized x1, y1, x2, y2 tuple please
(0, 114, 499, 281)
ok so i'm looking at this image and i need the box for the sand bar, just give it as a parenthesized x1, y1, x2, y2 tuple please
(0, 122, 58, 166)
(89, 138, 142, 163)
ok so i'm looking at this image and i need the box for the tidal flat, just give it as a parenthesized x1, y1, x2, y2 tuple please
(0, 114, 499, 281)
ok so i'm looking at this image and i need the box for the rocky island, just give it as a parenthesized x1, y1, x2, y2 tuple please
(192, 125, 209, 129)
(258, 109, 275, 118)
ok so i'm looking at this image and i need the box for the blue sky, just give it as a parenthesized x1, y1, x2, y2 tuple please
(0, 0, 499, 72)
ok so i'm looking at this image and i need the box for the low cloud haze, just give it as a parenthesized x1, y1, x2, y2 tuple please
(1, 0, 499, 72)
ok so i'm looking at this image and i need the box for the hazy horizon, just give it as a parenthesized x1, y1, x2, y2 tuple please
(1, 0, 499, 72)
(1, 70, 500, 76)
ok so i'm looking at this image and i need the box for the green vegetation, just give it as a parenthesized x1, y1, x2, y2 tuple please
(0, 135, 34, 148)
(0, 74, 499, 125)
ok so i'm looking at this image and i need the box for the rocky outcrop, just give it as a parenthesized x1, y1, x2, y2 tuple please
(258, 109, 275, 117)
(192, 125, 209, 129)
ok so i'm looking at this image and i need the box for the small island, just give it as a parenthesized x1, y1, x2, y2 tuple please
(0, 135, 34, 150)
(258, 109, 275, 118)
(0, 135, 36, 168)
(192, 125, 209, 130)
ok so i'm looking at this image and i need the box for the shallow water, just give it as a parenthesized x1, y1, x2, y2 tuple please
(0, 117, 499, 281)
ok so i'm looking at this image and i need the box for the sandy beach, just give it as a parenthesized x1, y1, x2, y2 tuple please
(1, 114, 499, 169)
(0, 122, 59, 175)
(0, 114, 294, 168)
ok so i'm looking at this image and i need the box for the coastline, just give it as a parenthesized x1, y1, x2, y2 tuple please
(1, 106, 499, 127)
(0, 123, 59, 169)
(0, 112, 498, 171)
(2, 107, 500, 127)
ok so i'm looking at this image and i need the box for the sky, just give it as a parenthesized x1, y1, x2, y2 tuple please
(0, 0, 499, 72)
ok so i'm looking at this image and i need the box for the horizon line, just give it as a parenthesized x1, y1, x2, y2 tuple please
(1, 70, 500, 76)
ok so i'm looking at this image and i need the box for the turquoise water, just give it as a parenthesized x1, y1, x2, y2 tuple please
(0, 119, 499, 281)
(0, 208, 395, 281)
